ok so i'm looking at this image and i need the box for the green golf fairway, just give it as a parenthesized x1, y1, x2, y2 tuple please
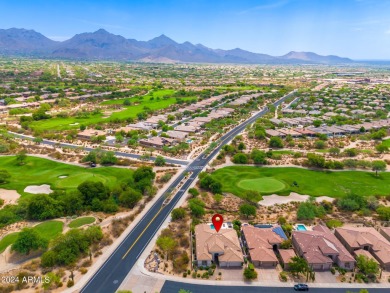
(68, 217, 96, 228)
(0, 156, 134, 196)
(238, 178, 286, 193)
(211, 166, 390, 198)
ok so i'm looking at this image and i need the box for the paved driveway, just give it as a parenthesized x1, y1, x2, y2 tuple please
(257, 267, 282, 283)
(315, 271, 337, 283)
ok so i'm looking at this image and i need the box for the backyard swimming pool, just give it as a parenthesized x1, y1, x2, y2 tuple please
(296, 224, 308, 231)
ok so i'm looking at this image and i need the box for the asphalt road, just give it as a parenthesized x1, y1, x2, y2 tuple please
(80, 91, 296, 293)
(161, 281, 388, 293)
(8, 132, 189, 166)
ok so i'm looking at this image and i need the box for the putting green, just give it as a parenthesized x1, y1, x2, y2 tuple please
(237, 178, 286, 193)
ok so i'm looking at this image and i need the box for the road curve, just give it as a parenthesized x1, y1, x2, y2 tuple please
(79, 90, 296, 293)
(8, 132, 189, 166)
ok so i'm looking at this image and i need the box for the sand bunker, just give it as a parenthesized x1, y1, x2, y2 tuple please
(58, 175, 68, 179)
(259, 192, 334, 206)
(24, 184, 53, 194)
(0, 189, 21, 206)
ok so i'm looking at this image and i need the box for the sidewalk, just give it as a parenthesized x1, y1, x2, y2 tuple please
(123, 259, 390, 292)
(64, 165, 186, 293)
(118, 166, 200, 293)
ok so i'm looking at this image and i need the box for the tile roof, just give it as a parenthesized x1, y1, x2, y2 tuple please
(242, 226, 284, 263)
(279, 249, 296, 264)
(336, 227, 390, 265)
(293, 225, 355, 264)
(195, 224, 243, 263)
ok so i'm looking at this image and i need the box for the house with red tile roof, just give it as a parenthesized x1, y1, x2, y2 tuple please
(195, 224, 243, 268)
(335, 227, 390, 271)
(292, 225, 355, 271)
(241, 225, 284, 267)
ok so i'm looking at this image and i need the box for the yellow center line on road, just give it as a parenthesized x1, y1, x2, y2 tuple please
(122, 206, 164, 260)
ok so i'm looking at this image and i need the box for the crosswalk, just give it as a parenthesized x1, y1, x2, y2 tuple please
(186, 165, 205, 171)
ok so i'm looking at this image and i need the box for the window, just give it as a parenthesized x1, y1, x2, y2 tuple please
(345, 262, 350, 268)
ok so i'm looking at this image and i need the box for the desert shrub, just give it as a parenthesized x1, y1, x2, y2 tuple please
(279, 272, 288, 282)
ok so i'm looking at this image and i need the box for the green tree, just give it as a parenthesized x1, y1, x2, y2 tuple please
(243, 266, 257, 280)
(371, 160, 386, 176)
(251, 149, 267, 164)
(41, 229, 89, 266)
(297, 202, 315, 220)
(77, 181, 109, 205)
(306, 153, 325, 168)
(171, 208, 186, 221)
(16, 150, 27, 165)
(356, 255, 379, 276)
(199, 175, 222, 194)
(115, 134, 124, 143)
(100, 151, 117, 165)
(188, 188, 199, 197)
(239, 204, 256, 219)
(27, 194, 59, 220)
(344, 148, 358, 157)
(119, 189, 142, 208)
(133, 166, 155, 182)
(32, 108, 51, 120)
(326, 219, 343, 229)
(83, 226, 103, 244)
(91, 135, 106, 144)
(58, 191, 83, 215)
(254, 126, 266, 140)
(188, 198, 205, 217)
(11, 228, 48, 255)
(156, 236, 177, 260)
(314, 140, 326, 149)
(278, 216, 287, 225)
(123, 99, 131, 106)
(337, 193, 367, 212)
(154, 156, 166, 166)
(289, 256, 309, 277)
(238, 142, 246, 150)
(232, 153, 248, 164)
(269, 136, 283, 148)
(375, 144, 389, 153)
(33, 137, 43, 144)
(376, 206, 390, 221)
(280, 239, 292, 249)
(329, 147, 340, 156)
(313, 120, 321, 127)
(371, 129, 386, 140)
(82, 151, 97, 163)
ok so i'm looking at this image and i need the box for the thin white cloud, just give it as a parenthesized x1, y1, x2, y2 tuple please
(385, 29, 390, 34)
(238, 0, 291, 15)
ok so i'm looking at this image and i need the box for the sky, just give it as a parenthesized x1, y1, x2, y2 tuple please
(1, 0, 390, 59)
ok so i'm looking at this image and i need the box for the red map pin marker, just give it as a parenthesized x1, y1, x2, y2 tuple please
(212, 214, 223, 233)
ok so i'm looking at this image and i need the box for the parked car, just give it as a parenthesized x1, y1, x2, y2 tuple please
(294, 284, 309, 291)
(90, 162, 96, 167)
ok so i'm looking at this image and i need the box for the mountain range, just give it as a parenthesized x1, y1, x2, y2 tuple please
(0, 28, 353, 64)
